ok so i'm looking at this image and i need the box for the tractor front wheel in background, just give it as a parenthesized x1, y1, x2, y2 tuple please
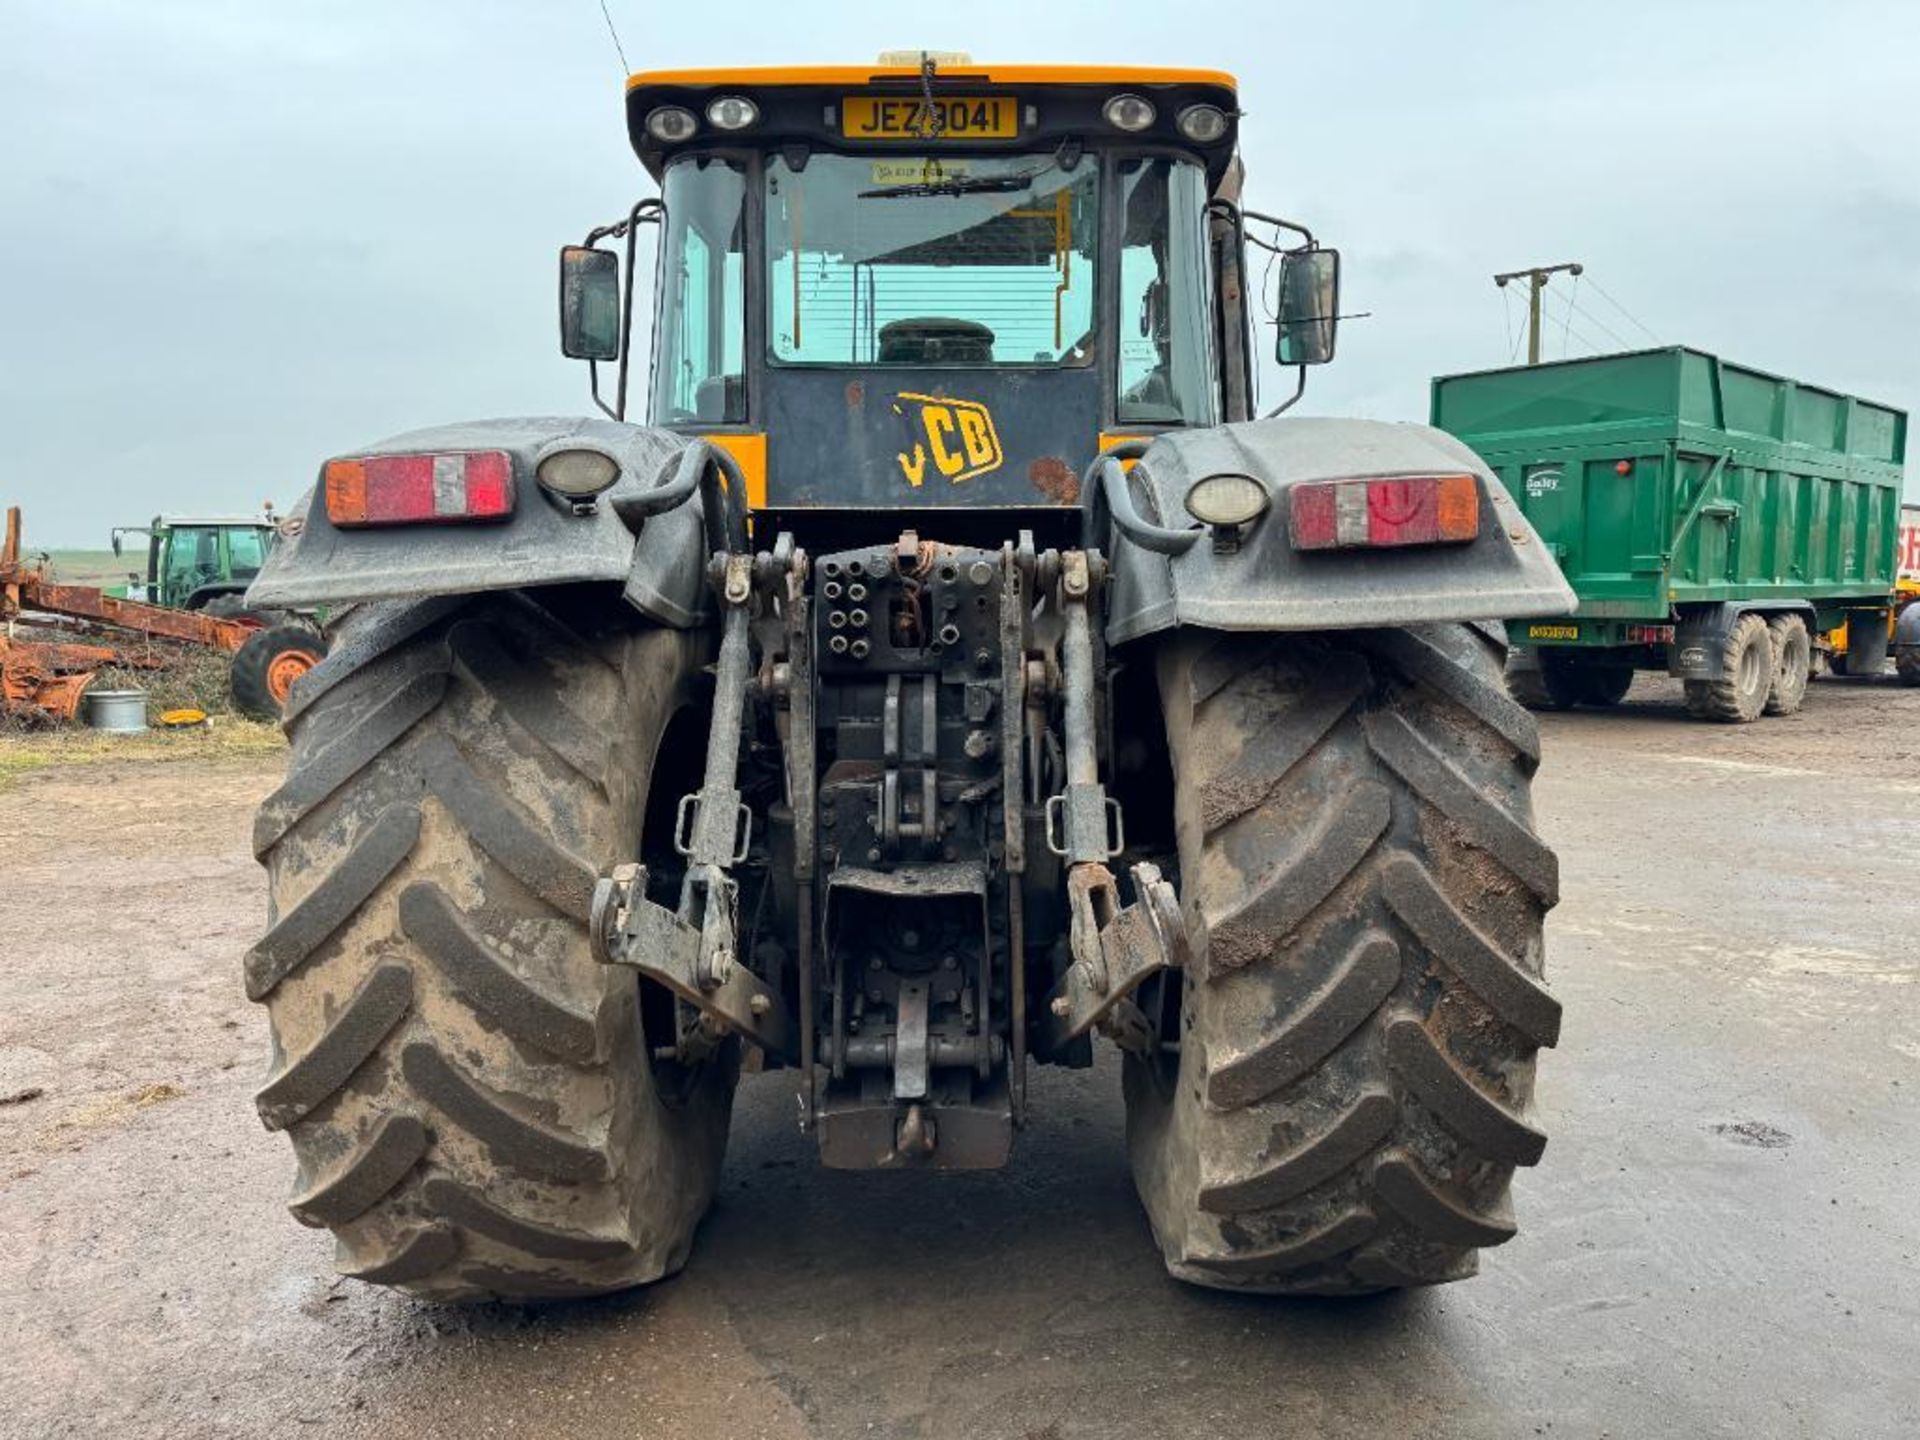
(1764, 615, 1811, 716)
(231, 625, 327, 720)
(1127, 623, 1559, 1294)
(1682, 612, 1771, 723)
(248, 593, 735, 1300)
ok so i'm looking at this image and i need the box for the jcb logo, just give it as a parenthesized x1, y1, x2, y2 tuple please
(893, 393, 1003, 488)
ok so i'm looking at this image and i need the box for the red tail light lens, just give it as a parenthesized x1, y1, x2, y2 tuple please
(1288, 474, 1480, 551)
(324, 451, 515, 527)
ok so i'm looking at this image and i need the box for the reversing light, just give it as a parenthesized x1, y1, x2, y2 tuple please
(325, 452, 515, 527)
(1176, 104, 1229, 143)
(1289, 474, 1480, 551)
(536, 447, 621, 499)
(706, 95, 760, 131)
(1185, 474, 1270, 528)
(645, 106, 699, 143)
(1102, 94, 1156, 132)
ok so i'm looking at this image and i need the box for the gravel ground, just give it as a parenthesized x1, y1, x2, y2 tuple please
(1, 672, 1915, 1439)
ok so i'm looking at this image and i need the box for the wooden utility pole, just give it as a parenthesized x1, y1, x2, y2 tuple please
(1494, 262, 1583, 364)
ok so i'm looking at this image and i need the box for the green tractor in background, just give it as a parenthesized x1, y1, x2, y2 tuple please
(109, 512, 279, 614)
(110, 511, 328, 718)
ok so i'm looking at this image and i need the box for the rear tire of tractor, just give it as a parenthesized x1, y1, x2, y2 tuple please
(1897, 650, 1920, 687)
(1764, 615, 1811, 716)
(231, 624, 327, 721)
(1125, 623, 1560, 1294)
(247, 592, 736, 1301)
(1682, 612, 1771, 723)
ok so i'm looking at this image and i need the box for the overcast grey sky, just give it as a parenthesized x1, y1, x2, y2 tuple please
(3, 0, 1915, 545)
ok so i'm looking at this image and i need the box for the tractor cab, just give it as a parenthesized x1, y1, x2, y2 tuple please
(111, 512, 277, 609)
(563, 56, 1340, 537)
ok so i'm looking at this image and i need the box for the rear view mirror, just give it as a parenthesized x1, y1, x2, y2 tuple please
(1276, 247, 1340, 366)
(559, 246, 622, 362)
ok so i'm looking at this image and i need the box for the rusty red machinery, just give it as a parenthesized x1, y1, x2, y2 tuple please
(1, 505, 261, 721)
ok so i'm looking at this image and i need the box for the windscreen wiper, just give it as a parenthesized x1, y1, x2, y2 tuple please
(858, 171, 1046, 199)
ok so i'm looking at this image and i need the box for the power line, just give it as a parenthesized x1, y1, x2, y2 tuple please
(1584, 276, 1661, 343)
(1500, 284, 1522, 362)
(1559, 270, 1580, 359)
(1547, 288, 1636, 352)
(1492, 261, 1582, 365)
(594, 0, 629, 74)
(1536, 291, 1611, 357)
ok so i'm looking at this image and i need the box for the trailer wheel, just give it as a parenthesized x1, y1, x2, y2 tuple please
(1573, 664, 1633, 707)
(248, 594, 735, 1301)
(231, 625, 327, 720)
(1504, 650, 1581, 710)
(1682, 612, 1771, 723)
(1127, 623, 1559, 1294)
(1763, 615, 1811, 716)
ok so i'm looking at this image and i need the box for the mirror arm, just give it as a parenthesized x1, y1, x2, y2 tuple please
(1241, 208, 1315, 251)
(1263, 365, 1307, 420)
(587, 360, 619, 422)
(614, 198, 661, 421)
(578, 198, 663, 423)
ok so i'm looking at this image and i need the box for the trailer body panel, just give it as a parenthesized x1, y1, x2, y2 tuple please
(1432, 348, 1907, 634)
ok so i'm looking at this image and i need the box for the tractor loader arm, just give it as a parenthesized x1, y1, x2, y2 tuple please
(1102, 416, 1576, 645)
(246, 416, 726, 627)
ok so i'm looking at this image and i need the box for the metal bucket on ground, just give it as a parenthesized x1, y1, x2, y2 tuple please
(83, 688, 149, 733)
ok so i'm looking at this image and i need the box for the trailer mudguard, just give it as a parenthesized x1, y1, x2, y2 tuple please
(246, 417, 714, 628)
(1895, 601, 1920, 655)
(1102, 417, 1574, 646)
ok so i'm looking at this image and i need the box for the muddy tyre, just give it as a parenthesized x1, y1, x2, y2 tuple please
(231, 624, 327, 720)
(247, 592, 735, 1301)
(1898, 649, 1920, 687)
(1682, 612, 1771, 723)
(1764, 615, 1811, 716)
(1126, 623, 1560, 1294)
(1573, 664, 1633, 708)
(1504, 649, 1578, 711)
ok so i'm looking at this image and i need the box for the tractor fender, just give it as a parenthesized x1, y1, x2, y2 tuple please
(246, 417, 719, 628)
(1101, 417, 1574, 646)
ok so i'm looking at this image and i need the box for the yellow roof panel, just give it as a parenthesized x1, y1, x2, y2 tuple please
(627, 64, 1237, 93)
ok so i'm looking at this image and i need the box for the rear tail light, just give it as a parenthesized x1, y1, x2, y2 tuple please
(1288, 474, 1480, 551)
(324, 451, 515, 527)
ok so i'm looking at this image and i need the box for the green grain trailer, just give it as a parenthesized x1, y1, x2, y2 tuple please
(1432, 347, 1910, 722)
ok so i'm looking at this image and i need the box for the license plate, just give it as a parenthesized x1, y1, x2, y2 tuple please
(1527, 624, 1581, 641)
(841, 95, 1017, 141)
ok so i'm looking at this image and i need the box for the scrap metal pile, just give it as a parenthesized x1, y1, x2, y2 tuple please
(0, 506, 259, 723)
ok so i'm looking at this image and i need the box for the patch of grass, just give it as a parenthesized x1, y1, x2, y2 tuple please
(0, 718, 284, 789)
